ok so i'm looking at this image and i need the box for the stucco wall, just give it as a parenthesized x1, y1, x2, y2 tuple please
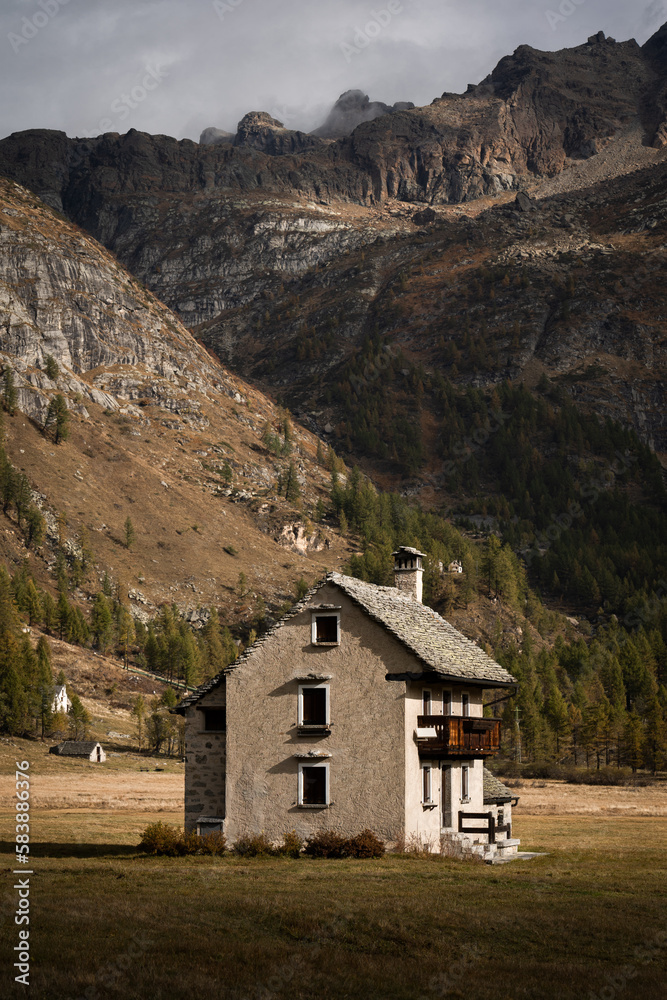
(224, 584, 411, 844)
(404, 682, 488, 850)
(184, 683, 226, 832)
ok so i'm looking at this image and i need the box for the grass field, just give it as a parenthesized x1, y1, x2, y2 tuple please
(1, 805, 666, 1000)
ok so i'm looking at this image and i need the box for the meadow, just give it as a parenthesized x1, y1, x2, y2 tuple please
(1, 743, 666, 1000)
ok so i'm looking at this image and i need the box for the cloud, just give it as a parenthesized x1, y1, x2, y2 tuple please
(0, 0, 663, 141)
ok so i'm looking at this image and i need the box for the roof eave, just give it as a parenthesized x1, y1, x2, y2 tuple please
(385, 671, 517, 688)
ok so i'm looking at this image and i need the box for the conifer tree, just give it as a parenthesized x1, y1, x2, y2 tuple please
(44, 394, 70, 444)
(91, 592, 113, 653)
(2, 367, 18, 414)
(124, 516, 135, 550)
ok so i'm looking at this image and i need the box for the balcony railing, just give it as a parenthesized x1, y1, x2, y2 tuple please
(416, 715, 501, 757)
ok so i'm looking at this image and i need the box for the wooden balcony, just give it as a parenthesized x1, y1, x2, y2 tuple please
(416, 715, 501, 757)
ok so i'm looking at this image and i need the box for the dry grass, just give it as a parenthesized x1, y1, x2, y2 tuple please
(512, 778, 667, 816)
(0, 807, 665, 1000)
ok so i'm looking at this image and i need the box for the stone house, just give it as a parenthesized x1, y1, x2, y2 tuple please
(175, 547, 519, 859)
(49, 740, 106, 762)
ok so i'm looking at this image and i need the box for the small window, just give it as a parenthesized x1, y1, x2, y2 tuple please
(461, 693, 470, 718)
(299, 763, 329, 806)
(298, 684, 330, 728)
(443, 691, 452, 716)
(461, 765, 469, 801)
(312, 613, 339, 644)
(422, 689, 432, 715)
(202, 708, 226, 732)
(422, 765, 433, 805)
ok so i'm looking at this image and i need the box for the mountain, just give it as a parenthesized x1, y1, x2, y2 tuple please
(0, 176, 351, 627)
(312, 90, 416, 139)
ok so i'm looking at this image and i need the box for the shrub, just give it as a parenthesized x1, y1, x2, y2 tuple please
(304, 830, 350, 859)
(199, 830, 227, 855)
(346, 829, 385, 859)
(233, 832, 275, 857)
(140, 822, 182, 857)
(275, 830, 304, 858)
(139, 823, 227, 856)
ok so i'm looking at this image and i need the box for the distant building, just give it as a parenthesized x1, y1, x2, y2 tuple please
(176, 546, 519, 861)
(49, 741, 106, 762)
(448, 560, 463, 574)
(51, 684, 72, 714)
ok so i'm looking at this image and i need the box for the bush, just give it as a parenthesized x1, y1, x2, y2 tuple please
(196, 830, 227, 855)
(233, 832, 275, 857)
(304, 830, 350, 858)
(140, 822, 183, 857)
(275, 830, 304, 858)
(139, 822, 226, 856)
(346, 829, 385, 859)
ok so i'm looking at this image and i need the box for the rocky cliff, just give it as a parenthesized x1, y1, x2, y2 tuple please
(1, 25, 666, 477)
(312, 90, 415, 139)
(0, 177, 350, 621)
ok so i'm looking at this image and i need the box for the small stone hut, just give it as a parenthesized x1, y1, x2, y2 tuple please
(49, 741, 106, 762)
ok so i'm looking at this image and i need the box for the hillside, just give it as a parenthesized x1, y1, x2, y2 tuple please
(0, 176, 360, 625)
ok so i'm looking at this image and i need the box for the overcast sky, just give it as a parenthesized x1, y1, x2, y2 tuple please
(1, 0, 665, 142)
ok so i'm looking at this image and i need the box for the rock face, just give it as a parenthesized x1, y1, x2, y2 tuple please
(0, 177, 224, 427)
(312, 90, 415, 139)
(199, 127, 234, 146)
(234, 112, 324, 156)
(3, 25, 667, 214)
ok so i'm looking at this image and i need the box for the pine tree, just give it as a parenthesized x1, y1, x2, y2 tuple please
(132, 694, 146, 748)
(25, 580, 42, 626)
(35, 636, 53, 738)
(43, 354, 59, 380)
(44, 394, 70, 444)
(56, 592, 71, 641)
(68, 693, 91, 740)
(284, 462, 300, 502)
(202, 607, 227, 679)
(117, 606, 135, 668)
(14, 475, 32, 528)
(91, 592, 113, 653)
(2, 367, 18, 414)
(42, 592, 57, 633)
(124, 516, 135, 550)
(25, 506, 46, 548)
(0, 448, 16, 513)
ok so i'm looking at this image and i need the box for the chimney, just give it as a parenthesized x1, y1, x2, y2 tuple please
(392, 546, 426, 602)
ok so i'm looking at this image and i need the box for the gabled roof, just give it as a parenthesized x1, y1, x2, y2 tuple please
(175, 572, 515, 713)
(329, 573, 516, 687)
(483, 768, 516, 804)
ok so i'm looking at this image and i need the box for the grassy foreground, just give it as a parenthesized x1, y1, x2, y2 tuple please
(1, 812, 666, 1000)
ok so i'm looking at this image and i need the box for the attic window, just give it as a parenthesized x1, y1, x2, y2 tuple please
(311, 611, 340, 645)
(202, 708, 226, 732)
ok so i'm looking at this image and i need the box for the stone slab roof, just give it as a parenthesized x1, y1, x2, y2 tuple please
(175, 572, 515, 713)
(483, 768, 516, 804)
(330, 573, 516, 686)
(49, 741, 101, 756)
